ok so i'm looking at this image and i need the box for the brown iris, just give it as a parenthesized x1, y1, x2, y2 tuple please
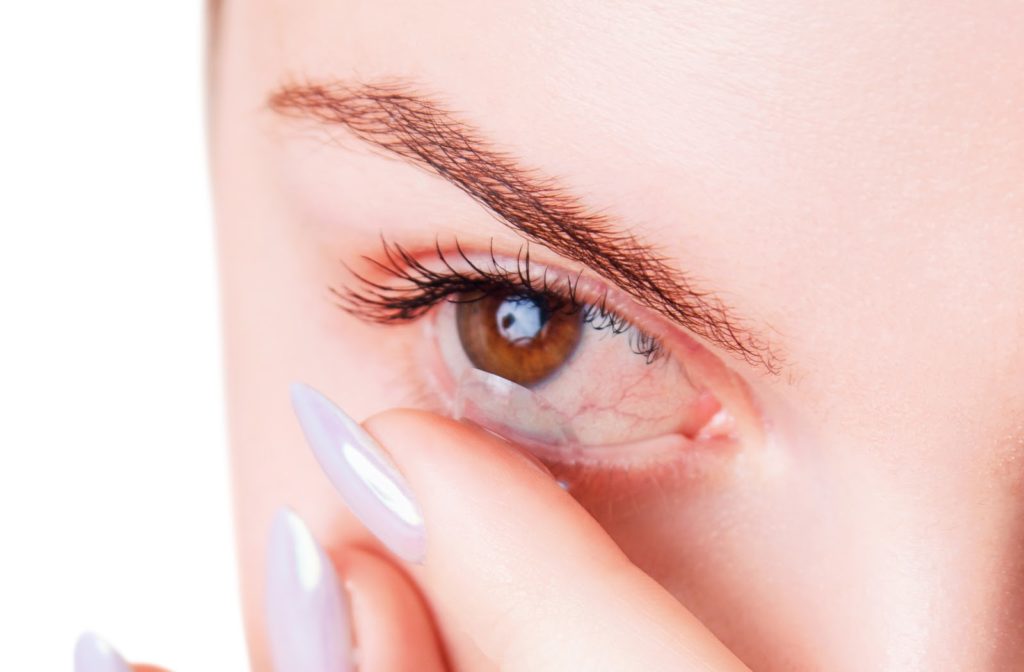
(455, 290, 584, 387)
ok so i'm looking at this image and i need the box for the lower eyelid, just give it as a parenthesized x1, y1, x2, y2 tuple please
(546, 432, 745, 504)
(406, 306, 763, 510)
(437, 355, 745, 494)
(408, 326, 744, 502)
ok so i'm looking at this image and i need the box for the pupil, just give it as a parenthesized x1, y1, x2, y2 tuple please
(495, 295, 548, 344)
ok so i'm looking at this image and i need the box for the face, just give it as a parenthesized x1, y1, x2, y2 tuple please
(211, 1, 1024, 669)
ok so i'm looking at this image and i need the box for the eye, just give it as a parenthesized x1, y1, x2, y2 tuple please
(431, 284, 731, 462)
(336, 238, 753, 470)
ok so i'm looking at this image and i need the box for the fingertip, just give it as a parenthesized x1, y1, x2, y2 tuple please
(363, 407, 558, 486)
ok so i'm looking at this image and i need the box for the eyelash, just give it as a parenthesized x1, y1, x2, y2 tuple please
(334, 237, 666, 363)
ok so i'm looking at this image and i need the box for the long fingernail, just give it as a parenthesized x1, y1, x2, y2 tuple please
(266, 508, 353, 672)
(290, 383, 426, 563)
(74, 632, 131, 672)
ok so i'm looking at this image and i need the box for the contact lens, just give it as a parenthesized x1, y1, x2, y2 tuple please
(451, 368, 579, 454)
(450, 367, 691, 470)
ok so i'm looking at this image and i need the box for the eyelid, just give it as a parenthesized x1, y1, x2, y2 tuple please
(336, 237, 766, 490)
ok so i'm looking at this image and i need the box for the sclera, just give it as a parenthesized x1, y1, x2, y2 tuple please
(451, 367, 690, 467)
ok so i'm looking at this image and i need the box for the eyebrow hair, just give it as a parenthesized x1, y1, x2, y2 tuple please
(269, 80, 780, 374)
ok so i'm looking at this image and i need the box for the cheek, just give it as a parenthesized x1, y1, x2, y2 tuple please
(564, 445, 827, 670)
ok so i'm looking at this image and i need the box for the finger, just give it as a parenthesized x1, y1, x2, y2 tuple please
(266, 508, 446, 672)
(341, 548, 447, 672)
(292, 384, 749, 672)
(369, 410, 748, 672)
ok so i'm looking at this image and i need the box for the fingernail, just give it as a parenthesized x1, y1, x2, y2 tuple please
(74, 632, 131, 672)
(290, 383, 426, 563)
(266, 508, 353, 672)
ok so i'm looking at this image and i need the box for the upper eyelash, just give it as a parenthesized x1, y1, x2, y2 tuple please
(334, 236, 665, 362)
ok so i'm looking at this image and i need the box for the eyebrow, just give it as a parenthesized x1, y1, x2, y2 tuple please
(269, 80, 780, 374)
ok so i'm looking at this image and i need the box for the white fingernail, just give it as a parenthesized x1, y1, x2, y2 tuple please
(74, 632, 131, 672)
(266, 508, 354, 672)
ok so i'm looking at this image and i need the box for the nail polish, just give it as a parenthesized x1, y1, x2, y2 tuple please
(266, 508, 353, 672)
(290, 383, 426, 563)
(73, 632, 131, 672)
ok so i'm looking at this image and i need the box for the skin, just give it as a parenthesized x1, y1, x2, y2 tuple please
(207, 1, 1024, 670)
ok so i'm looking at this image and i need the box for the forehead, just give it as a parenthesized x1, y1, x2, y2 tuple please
(220, 0, 1024, 443)
(235, 0, 1023, 246)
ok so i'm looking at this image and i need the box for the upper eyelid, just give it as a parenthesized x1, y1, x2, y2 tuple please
(334, 237, 679, 359)
(338, 237, 578, 313)
(339, 236, 603, 307)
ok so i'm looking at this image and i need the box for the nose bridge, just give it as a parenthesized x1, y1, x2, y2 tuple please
(847, 437, 1024, 671)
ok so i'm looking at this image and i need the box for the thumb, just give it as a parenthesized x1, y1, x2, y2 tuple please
(292, 384, 749, 672)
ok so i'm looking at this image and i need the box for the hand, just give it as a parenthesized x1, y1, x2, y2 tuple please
(78, 384, 751, 671)
(281, 384, 750, 671)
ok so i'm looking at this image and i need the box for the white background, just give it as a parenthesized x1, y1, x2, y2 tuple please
(0, 2, 249, 669)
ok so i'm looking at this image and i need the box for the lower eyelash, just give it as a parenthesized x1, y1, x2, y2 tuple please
(334, 236, 665, 362)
